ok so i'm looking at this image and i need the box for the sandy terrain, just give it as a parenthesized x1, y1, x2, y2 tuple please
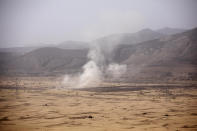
(0, 77, 197, 131)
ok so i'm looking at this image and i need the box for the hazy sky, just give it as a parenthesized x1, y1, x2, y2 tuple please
(0, 0, 197, 47)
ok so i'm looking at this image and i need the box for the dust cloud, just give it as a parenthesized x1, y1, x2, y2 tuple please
(62, 42, 127, 88)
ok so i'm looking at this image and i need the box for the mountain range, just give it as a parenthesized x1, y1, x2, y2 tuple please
(0, 27, 196, 82)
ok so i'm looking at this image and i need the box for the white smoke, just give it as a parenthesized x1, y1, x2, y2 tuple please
(62, 42, 127, 88)
(107, 63, 127, 79)
(78, 60, 102, 88)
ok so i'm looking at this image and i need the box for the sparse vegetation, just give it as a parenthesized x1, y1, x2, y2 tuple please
(0, 77, 197, 130)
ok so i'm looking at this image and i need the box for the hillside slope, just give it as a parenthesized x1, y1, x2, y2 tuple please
(115, 28, 197, 81)
(4, 47, 88, 75)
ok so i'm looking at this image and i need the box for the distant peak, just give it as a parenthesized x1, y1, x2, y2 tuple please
(139, 28, 154, 33)
(156, 27, 186, 35)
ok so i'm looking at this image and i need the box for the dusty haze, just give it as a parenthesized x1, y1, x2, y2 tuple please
(0, 1, 197, 131)
(0, 0, 197, 47)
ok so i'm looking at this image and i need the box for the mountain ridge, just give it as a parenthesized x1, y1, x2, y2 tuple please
(0, 27, 196, 81)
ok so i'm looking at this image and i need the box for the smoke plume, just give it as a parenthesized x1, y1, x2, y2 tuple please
(107, 63, 127, 79)
(62, 42, 127, 88)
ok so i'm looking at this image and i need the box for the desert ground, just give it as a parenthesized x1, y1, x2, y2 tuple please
(0, 77, 197, 131)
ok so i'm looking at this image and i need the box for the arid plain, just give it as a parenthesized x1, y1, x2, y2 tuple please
(0, 77, 197, 131)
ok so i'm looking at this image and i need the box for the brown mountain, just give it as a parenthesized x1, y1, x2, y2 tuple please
(1, 27, 196, 82)
(95, 28, 164, 46)
(115, 27, 197, 81)
(4, 47, 88, 76)
(156, 27, 186, 35)
(93, 28, 165, 64)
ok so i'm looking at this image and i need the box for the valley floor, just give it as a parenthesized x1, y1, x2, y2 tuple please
(0, 77, 197, 131)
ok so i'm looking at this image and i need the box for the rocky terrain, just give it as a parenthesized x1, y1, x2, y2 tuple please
(0, 77, 197, 131)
